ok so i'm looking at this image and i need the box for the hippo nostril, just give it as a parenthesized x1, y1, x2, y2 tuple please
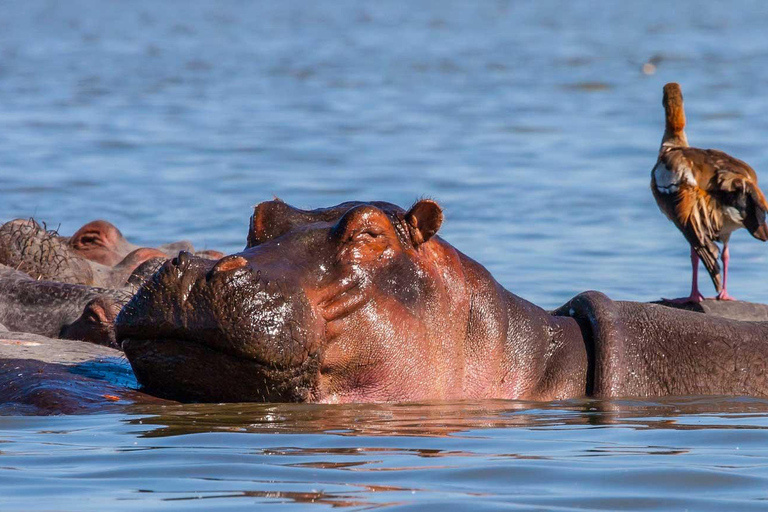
(209, 255, 248, 276)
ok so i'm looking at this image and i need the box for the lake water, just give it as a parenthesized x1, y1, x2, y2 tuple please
(3, 1, 768, 509)
(4, 398, 768, 511)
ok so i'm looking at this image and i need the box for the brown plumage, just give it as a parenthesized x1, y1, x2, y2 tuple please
(651, 83, 768, 302)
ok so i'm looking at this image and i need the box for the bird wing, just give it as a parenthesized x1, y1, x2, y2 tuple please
(656, 149, 723, 292)
(701, 149, 768, 241)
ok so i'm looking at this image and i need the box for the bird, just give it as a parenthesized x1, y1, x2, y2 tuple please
(651, 82, 768, 303)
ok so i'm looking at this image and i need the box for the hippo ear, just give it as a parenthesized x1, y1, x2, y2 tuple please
(247, 203, 267, 247)
(247, 200, 317, 248)
(248, 201, 288, 247)
(78, 297, 118, 327)
(405, 200, 443, 246)
(83, 299, 110, 324)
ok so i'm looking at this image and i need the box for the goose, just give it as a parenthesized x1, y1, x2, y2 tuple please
(651, 82, 768, 303)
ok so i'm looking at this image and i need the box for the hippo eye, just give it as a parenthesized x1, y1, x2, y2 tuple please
(352, 229, 382, 242)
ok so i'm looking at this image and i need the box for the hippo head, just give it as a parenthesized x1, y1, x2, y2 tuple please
(61, 296, 126, 349)
(68, 220, 135, 267)
(116, 199, 479, 403)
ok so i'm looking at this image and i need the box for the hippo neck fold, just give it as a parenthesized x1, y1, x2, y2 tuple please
(457, 253, 589, 401)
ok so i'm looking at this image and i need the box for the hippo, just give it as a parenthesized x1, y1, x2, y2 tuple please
(115, 199, 768, 403)
(0, 219, 168, 288)
(0, 264, 131, 348)
(0, 219, 95, 285)
(0, 331, 168, 415)
(67, 219, 195, 266)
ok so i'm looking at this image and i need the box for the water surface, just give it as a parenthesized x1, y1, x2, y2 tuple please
(3, 1, 768, 509)
(4, 398, 768, 511)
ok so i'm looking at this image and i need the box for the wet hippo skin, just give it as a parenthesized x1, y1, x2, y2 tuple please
(0, 264, 131, 347)
(0, 331, 170, 415)
(67, 219, 194, 266)
(115, 200, 768, 403)
(654, 299, 768, 322)
(0, 219, 201, 288)
(556, 292, 768, 397)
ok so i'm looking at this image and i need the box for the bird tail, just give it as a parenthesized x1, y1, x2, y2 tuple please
(693, 241, 722, 293)
(745, 184, 768, 242)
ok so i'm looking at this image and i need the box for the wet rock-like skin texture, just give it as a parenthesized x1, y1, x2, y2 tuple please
(0, 219, 95, 285)
(118, 199, 768, 404)
(0, 219, 168, 288)
(0, 264, 131, 348)
(554, 292, 768, 397)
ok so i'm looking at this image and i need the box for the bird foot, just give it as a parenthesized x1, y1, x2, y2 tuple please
(662, 292, 705, 304)
(716, 291, 737, 301)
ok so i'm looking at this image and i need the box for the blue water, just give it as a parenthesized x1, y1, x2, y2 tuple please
(4, 1, 768, 509)
(4, 398, 768, 511)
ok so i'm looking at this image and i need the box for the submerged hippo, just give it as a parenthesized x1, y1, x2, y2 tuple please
(0, 219, 169, 288)
(1, 217, 225, 286)
(0, 218, 223, 285)
(67, 220, 196, 266)
(0, 331, 167, 415)
(116, 199, 768, 403)
(0, 264, 131, 347)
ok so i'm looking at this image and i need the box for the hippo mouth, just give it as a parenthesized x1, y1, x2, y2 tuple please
(120, 336, 320, 403)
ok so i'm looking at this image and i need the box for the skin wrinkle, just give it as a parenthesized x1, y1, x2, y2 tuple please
(320, 285, 368, 323)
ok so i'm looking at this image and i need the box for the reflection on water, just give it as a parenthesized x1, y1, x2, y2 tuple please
(3, 398, 768, 510)
(124, 397, 768, 438)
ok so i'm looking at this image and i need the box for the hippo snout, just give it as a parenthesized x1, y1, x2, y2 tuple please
(116, 251, 321, 389)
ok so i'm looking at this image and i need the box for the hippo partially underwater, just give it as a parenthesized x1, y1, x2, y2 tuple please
(5, 199, 768, 414)
(0, 218, 225, 350)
